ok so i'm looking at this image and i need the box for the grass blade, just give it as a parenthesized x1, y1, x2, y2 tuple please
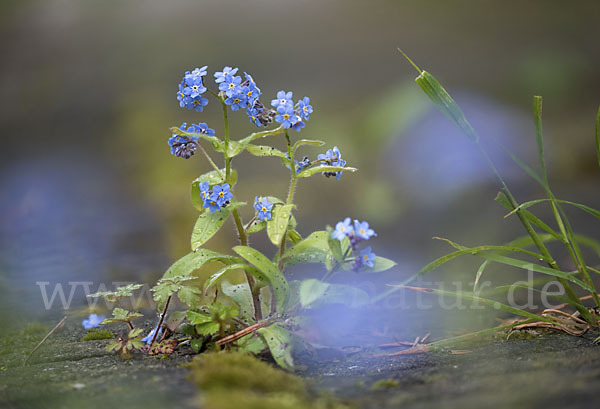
(596, 105, 600, 169)
(395, 285, 558, 325)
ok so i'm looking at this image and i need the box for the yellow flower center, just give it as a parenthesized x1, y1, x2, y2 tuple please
(193, 100, 200, 105)
(360, 229, 366, 235)
(229, 83, 235, 89)
(283, 114, 290, 120)
(234, 98, 240, 103)
(262, 207, 267, 212)
(219, 192, 224, 197)
(363, 254, 369, 261)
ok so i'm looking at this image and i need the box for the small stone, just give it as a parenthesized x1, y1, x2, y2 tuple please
(72, 383, 85, 390)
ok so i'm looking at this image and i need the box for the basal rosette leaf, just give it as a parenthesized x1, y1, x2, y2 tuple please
(257, 324, 294, 371)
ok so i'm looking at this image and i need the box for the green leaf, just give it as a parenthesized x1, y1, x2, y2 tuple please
(163, 249, 238, 279)
(228, 126, 285, 158)
(287, 229, 303, 244)
(246, 219, 266, 234)
(236, 334, 267, 354)
(258, 324, 294, 371)
(195, 322, 221, 336)
(296, 165, 357, 178)
(246, 144, 287, 158)
(170, 126, 223, 151)
(414, 70, 479, 143)
(267, 204, 294, 246)
(191, 202, 245, 251)
(307, 283, 370, 308)
(177, 285, 202, 308)
(495, 192, 562, 240)
(399, 286, 557, 324)
(362, 256, 397, 273)
(299, 279, 329, 307)
(233, 246, 290, 312)
(479, 252, 593, 292)
(100, 308, 143, 325)
(221, 280, 255, 320)
(328, 235, 344, 263)
(204, 263, 266, 294)
(187, 310, 212, 325)
(292, 139, 325, 152)
(281, 231, 331, 266)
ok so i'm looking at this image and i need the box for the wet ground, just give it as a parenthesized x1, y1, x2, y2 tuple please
(2, 319, 599, 409)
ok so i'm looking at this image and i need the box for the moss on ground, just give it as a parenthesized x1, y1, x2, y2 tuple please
(80, 328, 114, 341)
(187, 352, 347, 409)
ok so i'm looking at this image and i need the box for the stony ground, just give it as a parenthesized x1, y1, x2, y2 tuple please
(1, 320, 600, 409)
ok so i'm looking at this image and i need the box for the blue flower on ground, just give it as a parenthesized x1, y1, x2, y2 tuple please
(359, 247, 376, 268)
(211, 183, 233, 206)
(82, 313, 105, 329)
(318, 146, 347, 180)
(254, 197, 274, 221)
(219, 74, 242, 97)
(190, 122, 215, 136)
(271, 90, 293, 109)
(331, 217, 353, 241)
(275, 105, 296, 129)
(141, 327, 162, 345)
(297, 97, 313, 120)
(168, 123, 199, 159)
(214, 66, 238, 83)
(353, 220, 377, 240)
(225, 93, 248, 111)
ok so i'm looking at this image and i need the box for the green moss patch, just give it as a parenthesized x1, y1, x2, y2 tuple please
(80, 328, 114, 341)
(187, 352, 346, 409)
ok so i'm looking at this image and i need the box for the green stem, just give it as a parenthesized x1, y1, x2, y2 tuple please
(219, 96, 262, 321)
(195, 142, 223, 178)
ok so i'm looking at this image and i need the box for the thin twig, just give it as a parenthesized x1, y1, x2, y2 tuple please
(24, 316, 67, 366)
(215, 317, 275, 346)
(148, 296, 171, 351)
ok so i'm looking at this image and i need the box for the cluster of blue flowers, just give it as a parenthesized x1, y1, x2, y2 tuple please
(254, 197, 274, 221)
(177, 67, 209, 112)
(168, 122, 215, 159)
(271, 91, 313, 132)
(318, 146, 346, 180)
(199, 182, 233, 213)
(82, 313, 105, 329)
(175, 65, 313, 131)
(331, 218, 377, 270)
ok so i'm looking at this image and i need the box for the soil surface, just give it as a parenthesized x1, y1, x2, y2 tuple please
(1, 320, 599, 409)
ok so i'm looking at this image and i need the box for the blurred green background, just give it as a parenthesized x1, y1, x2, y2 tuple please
(1, 0, 599, 321)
